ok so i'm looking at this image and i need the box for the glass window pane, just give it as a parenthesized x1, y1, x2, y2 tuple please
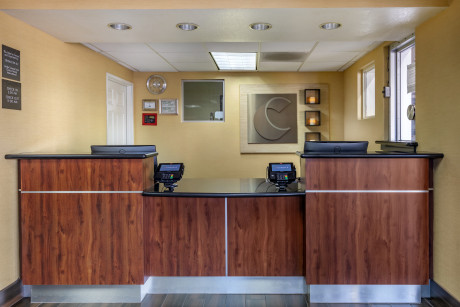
(182, 80, 224, 121)
(399, 46, 415, 141)
(363, 66, 375, 119)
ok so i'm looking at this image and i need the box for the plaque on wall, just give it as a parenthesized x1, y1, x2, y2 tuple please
(2, 79, 21, 110)
(2, 45, 20, 81)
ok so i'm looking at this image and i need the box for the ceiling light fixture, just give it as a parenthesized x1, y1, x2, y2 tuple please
(250, 23, 272, 31)
(176, 23, 199, 31)
(107, 23, 132, 30)
(210, 52, 257, 71)
(319, 22, 342, 30)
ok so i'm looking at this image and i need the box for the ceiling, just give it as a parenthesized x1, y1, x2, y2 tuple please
(1, 4, 447, 72)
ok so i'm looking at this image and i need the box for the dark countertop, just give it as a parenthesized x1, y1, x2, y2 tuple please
(143, 178, 305, 198)
(5, 152, 158, 159)
(297, 151, 444, 159)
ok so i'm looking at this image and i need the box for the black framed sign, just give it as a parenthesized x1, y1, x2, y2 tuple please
(2, 79, 21, 110)
(2, 45, 20, 81)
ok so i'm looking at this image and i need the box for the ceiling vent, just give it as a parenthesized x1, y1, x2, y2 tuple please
(260, 52, 308, 62)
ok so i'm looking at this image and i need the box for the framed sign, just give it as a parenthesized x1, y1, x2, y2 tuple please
(2, 45, 20, 81)
(160, 98, 178, 115)
(2, 79, 21, 110)
(142, 99, 158, 111)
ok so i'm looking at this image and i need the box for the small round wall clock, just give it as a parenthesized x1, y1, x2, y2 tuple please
(146, 75, 167, 95)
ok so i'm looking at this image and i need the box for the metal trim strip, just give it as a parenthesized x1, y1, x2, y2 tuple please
(225, 197, 228, 277)
(21, 191, 143, 194)
(305, 190, 429, 193)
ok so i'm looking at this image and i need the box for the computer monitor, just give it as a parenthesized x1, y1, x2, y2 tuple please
(304, 141, 368, 153)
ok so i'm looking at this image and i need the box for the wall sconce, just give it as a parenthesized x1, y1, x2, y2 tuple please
(305, 132, 321, 142)
(305, 111, 321, 126)
(305, 89, 320, 104)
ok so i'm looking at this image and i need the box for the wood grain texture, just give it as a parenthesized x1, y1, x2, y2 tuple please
(305, 193, 429, 284)
(144, 197, 225, 276)
(305, 158, 429, 190)
(19, 158, 153, 191)
(227, 196, 305, 276)
(143, 157, 155, 190)
(21, 193, 144, 285)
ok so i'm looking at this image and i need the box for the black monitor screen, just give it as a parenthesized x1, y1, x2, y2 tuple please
(159, 164, 181, 172)
(304, 141, 368, 153)
(271, 164, 292, 172)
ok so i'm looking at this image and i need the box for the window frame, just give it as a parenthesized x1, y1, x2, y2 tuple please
(389, 35, 416, 141)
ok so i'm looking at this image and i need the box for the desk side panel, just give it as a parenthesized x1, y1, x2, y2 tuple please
(305, 158, 429, 190)
(144, 197, 225, 276)
(21, 193, 144, 285)
(305, 192, 429, 284)
(19, 158, 149, 191)
(228, 196, 305, 276)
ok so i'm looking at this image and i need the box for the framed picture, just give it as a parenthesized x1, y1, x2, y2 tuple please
(160, 98, 178, 115)
(142, 99, 158, 111)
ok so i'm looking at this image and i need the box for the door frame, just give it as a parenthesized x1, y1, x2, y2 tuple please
(106, 73, 134, 145)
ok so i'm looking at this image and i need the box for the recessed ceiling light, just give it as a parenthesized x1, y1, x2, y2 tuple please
(210, 52, 257, 71)
(319, 22, 342, 30)
(107, 23, 132, 30)
(250, 23, 272, 31)
(176, 23, 199, 31)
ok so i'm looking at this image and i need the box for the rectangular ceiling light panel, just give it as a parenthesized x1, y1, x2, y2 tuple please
(210, 52, 257, 71)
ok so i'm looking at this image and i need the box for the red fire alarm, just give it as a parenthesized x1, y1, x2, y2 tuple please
(142, 113, 157, 126)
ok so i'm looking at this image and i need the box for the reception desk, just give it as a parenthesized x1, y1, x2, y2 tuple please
(5, 150, 443, 303)
(299, 151, 443, 303)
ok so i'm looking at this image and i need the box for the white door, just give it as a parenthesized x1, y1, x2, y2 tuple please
(106, 73, 134, 145)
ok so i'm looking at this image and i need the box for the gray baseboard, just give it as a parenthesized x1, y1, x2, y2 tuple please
(310, 284, 422, 304)
(431, 280, 460, 306)
(0, 279, 23, 306)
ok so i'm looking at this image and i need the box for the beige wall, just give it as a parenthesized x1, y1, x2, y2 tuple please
(0, 11, 133, 290)
(134, 72, 344, 178)
(343, 42, 390, 151)
(416, 0, 460, 300)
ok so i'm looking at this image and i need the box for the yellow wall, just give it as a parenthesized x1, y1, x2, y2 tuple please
(416, 0, 460, 300)
(343, 0, 460, 300)
(343, 42, 390, 151)
(133, 72, 344, 178)
(0, 11, 133, 290)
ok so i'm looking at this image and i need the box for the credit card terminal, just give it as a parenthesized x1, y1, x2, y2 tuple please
(267, 162, 296, 190)
(154, 163, 184, 190)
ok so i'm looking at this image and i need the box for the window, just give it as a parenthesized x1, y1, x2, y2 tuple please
(362, 64, 376, 119)
(182, 80, 224, 122)
(389, 36, 416, 141)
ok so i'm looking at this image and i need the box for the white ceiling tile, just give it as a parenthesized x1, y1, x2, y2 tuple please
(91, 43, 152, 53)
(108, 51, 163, 63)
(260, 42, 316, 52)
(299, 62, 345, 72)
(314, 41, 378, 52)
(159, 52, 212, 63)
(258, 62, 302, 71)
(172, 62, 218, 72)
(136, 63, 177, 72)
(205, 42, 259, 52)
(106, 52, 177, 72)
(147, 43, 207, 53)
(307, 51, 360, 62)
